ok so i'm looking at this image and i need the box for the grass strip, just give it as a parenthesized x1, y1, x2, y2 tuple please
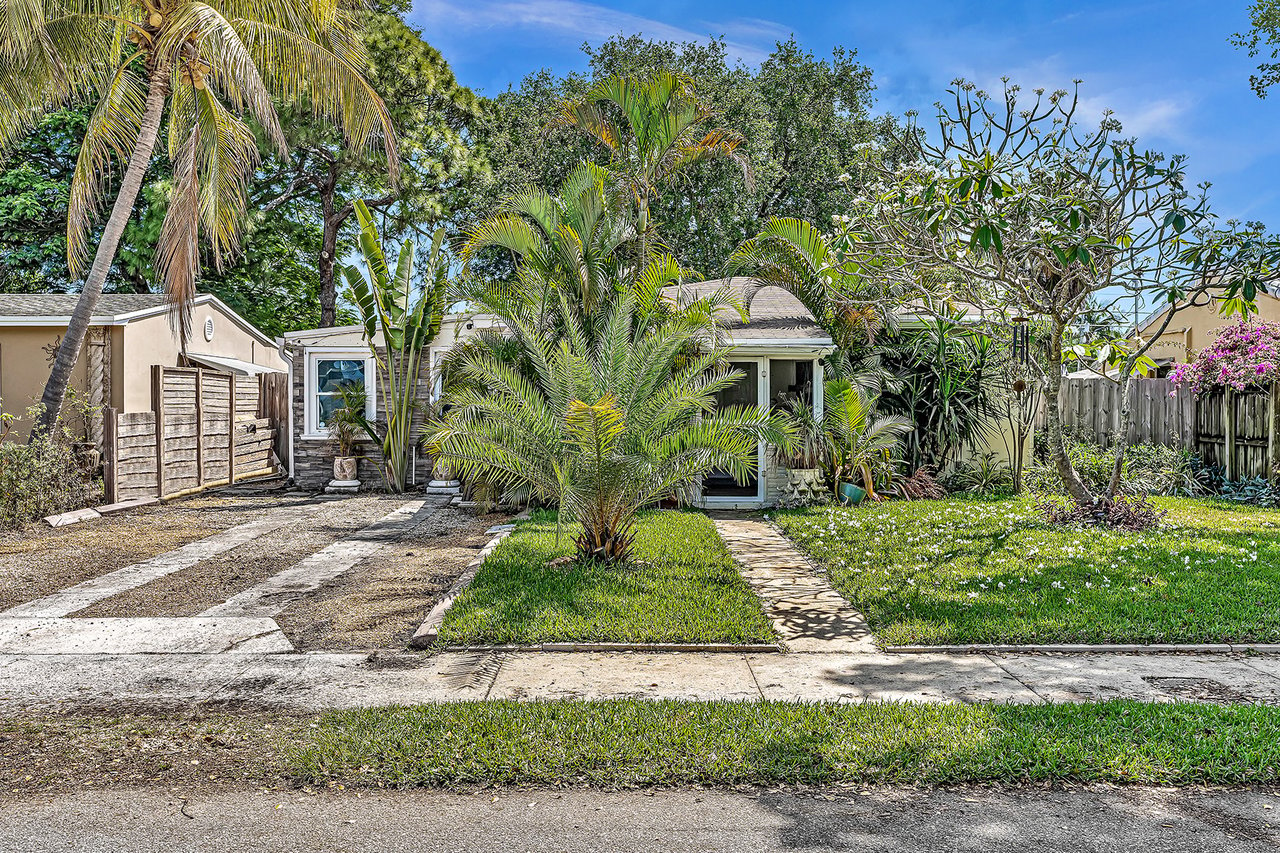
(289, 699, 1280, 787)
(435, 510, 773, 645)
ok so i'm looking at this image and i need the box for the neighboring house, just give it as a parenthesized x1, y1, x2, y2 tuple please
(280, 313, 500, 490)
(0, 293, 286, 444)
(280, 279, 1002, 505)
(1131, 291, 1280, 374)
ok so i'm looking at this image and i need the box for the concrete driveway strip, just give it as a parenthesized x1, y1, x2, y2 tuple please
(2, 511, 308, 618)
(0, 786, 1274, 853)
(200, 497, 439, 619)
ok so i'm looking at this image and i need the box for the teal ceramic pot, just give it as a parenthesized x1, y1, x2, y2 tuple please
(838, 481, 866, 505)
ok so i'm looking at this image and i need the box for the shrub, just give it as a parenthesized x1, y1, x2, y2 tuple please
(943, 452, 1014, 496)
(1170, 320, 1280, 394)
(1024, 436, 1198, 497)
(1213, 476, 1280, 508)
(0, 433, 91, 529)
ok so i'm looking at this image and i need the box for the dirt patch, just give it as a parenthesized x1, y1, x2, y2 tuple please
(0, 493, 321, 612)
(276, 505, 510, 651)
(76, 495, 414, 618)
(0, 710, 303, 798)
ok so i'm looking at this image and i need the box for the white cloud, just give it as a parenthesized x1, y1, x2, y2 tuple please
(412, 0, 781, 64)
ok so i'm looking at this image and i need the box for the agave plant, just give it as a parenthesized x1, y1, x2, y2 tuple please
(428, 294, 795, 563)
(342, 200, 446, 492)
(823, 379, 912, 501)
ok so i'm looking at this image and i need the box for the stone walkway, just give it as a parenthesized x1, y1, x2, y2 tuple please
(713, 518, 875, 653)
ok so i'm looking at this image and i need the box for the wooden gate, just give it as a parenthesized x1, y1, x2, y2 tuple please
(103, 366, 283, 503)
(1195, 385, 1280, 481)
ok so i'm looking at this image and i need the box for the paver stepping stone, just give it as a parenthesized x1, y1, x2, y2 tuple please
(200, 498, 442, 618)
(3, 512, 309, 618)
(714, 518, 877, 653)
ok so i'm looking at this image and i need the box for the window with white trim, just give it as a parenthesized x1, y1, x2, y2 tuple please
(305, 351, 376, 438)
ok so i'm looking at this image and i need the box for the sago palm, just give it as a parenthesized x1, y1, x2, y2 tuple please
(556, 73, 752, 251)
(0, 0, 396, 432)
(428, 294, 795, 563)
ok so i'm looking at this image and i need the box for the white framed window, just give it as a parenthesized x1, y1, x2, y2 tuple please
(304, 350, 376, 439)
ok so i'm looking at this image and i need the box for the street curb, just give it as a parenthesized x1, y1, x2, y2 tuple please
(887, 643, 1280, 655)
(441, 642, 784, 654)
(408, 509, 530, 649)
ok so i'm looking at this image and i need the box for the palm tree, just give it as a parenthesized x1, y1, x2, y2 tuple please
(556, 73, 752, 257)
(727, 217, 901, 350)
(459, 161, 746, 348)
(428, 293, 795, 563)
(1, 0, 397, 433)
(823, 379, 912, 501)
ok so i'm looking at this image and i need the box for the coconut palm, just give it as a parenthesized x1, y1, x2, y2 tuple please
(428, 293, 795, 563)
(823, 379, 912, 501)
(1, 0, 397, 433)
(727, 217, 904, 350)
(556, 72, 752, 254)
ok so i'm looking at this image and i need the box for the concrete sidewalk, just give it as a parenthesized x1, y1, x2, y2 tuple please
(3, 646, 1280, 711)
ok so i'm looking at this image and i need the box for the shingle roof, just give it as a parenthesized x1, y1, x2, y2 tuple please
(669, 278, 830, 342)
(0, 292, 180, 320)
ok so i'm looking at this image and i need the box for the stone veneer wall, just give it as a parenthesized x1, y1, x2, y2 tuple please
(289, 345, 433, 490)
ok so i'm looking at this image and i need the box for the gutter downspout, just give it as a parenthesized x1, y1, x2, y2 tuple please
(277, 335, 294, 483)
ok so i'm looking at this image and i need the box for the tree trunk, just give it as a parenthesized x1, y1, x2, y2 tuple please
(319, 214, 339, 327)
(1044, 318, 1094, 505)
(1105, 372, 1138, 498)
(33, 58, 170, 438)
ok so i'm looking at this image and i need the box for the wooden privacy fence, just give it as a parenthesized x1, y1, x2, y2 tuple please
(1056, 378, 1195, 449)
(103, 366, 284, 503)
(1056, 377, 1280, 481)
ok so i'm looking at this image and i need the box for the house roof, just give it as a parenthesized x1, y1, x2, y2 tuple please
(185, 351, 283, 375)
(670, 278, 832, 344)
(0, 292, 277, 349)
(0, 292, 172, 320)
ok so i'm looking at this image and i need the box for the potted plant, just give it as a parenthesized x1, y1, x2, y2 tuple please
(328, 383, 367, 487)
(823, 379, 912, 504)
(772, 396, 829, 507)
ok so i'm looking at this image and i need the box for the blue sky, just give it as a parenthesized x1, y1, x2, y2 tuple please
(409, 0, 1279, 231)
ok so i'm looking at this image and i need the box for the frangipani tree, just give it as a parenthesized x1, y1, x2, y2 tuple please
(0, 0, 396, 434)
(343, 200, 446, 493)
(429, 293, 795, 563)
(848, 79, 1279, 508)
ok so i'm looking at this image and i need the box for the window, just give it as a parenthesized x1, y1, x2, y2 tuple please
(305, 351, 375, 438)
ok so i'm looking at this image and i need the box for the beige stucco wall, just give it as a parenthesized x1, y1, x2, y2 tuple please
(0, 326, 92, 438)
(120, 302, 286, 412)
(1136, 295, 1280, 365)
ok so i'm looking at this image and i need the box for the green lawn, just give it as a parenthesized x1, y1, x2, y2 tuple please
(434, 509, 774, 646)
(290, 699, 1280, 787)
(774, 497, 1280, 646)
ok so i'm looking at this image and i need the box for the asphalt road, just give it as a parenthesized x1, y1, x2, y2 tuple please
(1, 785, 1277, 852)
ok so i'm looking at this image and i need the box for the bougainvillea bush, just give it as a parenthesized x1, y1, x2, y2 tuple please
(1170, 320, 1280, 394)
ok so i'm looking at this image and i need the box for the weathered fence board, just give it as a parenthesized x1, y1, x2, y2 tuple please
(1057, 377, 1277, 482)
(103, 367, 283, 502)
